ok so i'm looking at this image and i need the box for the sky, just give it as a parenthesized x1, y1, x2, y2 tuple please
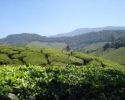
(0, 0, 125, 38)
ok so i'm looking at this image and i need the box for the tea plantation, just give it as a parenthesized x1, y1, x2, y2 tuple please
(0, 45, 121, 67)
(0, 65, 125, 100)
(0, 45, 125, 100)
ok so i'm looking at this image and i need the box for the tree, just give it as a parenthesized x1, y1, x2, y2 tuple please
(103, 43, 110, 50)
(110, 34, 116, 48)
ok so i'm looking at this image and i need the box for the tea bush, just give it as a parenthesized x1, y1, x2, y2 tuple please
(0, 54, 11, 65)
(21, 51, 48, 66)
(69, 56, 83, 65)
(0, 65, 125, 100)
(0, 45, 122, 67)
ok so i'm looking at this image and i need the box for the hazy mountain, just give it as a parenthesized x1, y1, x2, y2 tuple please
(51, 26, 125, 37)
(1, 30, 125, 51)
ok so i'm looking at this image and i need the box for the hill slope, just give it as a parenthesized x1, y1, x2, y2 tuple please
(26, 41, 67, 49)
(91, 47, 125, 65)
(1, 30, 125, 51)
(91, 37, 125, 65)
(0, 45, 121, 67)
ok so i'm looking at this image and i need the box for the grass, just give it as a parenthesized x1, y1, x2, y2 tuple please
(0, 54, 11, 64)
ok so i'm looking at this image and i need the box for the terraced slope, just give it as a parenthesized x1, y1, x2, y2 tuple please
(0, 45, 121, 67)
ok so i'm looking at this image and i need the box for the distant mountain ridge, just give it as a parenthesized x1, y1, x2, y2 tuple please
(1, 30, 125, 51)
(51, 26, 125, 37)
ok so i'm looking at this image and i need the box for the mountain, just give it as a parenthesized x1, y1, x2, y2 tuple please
(1, 30, 125, 51)
(0, 33, 47, 45)
(51, 26, 125, 37)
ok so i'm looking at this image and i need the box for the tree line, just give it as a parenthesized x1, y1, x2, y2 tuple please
(103, 36, 125, 50)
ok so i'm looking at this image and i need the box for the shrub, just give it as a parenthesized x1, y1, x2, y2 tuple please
(72, 52, 94, 61)
(0, 54, 11, 65)
(69, 56, 83, 65)
(10, 59, 23, 65)
(22, 51, 48, 66)
(0, 65, 125, 100)
(48, 53, 70, 64)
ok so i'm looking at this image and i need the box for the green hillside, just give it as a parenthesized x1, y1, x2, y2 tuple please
(0, 45, 121, 67)
(26, 41, 67, 49)
(82, 42, 106, 52)
(0, 45, 125, 99)
(91, 37, 125, 66)
(1, 30, 125, 51)
(91, 47, 125, 66)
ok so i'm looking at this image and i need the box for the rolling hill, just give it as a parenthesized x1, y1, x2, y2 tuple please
(0, 30, 125, 51)
(90, 37, 125, 66)
(91, 47, 125, 66)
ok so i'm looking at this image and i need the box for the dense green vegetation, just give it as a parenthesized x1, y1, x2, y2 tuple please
(0, 65, 125, 100)
(102, 37, 125, 50)
(1, 30, 125, 51)
(0, 45, 125, 99)
(0, 45, 120, 67)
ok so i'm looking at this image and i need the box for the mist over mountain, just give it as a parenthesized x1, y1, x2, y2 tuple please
(51, 26, 125, 37)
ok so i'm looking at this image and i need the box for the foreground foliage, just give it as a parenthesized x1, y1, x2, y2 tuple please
(0, 65, 125, 100)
